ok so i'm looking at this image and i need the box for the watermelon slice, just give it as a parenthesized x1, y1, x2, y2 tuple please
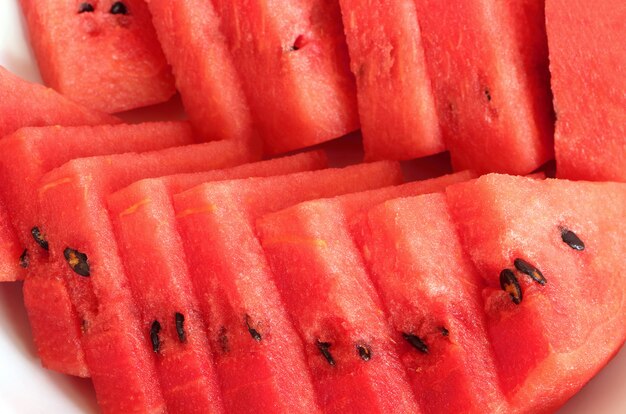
(172, 161, 402, 413)
(0, 122, 196, 282)
(446, 175, 626, 412)
(412, 0, 554, 174)
(29, 140, 256, 412)
(0, 66, 119, 139)
(106, 151, 326, 413)
(146, 0, 255, 143)
(19, 0, 176, 113)
(546, 0, 626, 181)
(338, 0, 444, 160)
(255, 172, 472, 412)
(210, 0, 359, 154)
(356, 193, 507, 413)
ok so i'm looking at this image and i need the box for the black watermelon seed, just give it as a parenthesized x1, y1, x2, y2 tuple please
(19, 249, 29, 268)
(245, 314, 262, 342)
(78, 2, 94, 13)
(150, 320, 162, 353)
(514, 258, 547, 285)
(110, 2, 128, 15)
(317, 340, 335, 366)
(440, 327, 449, 337)
(63, 248, 90, 277)
(403, 333, 429, 354)
(561, 228, 585, 251)
(175, 312, 186, 343)
(31, 227, 49, 251)
(500, 269, 522, 305)
(357, 344, 372, 361)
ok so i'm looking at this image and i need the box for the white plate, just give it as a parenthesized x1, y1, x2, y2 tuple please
(0, 1, 624, 412)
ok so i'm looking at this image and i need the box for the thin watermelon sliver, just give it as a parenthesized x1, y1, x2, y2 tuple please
(356, 193, 507, 414)
(147, 0, 255, 143)
(546, 0, 626, 181)
(0, 122, 195, 376)
(210, 0, 359, 154)
(255, 171, 473, 412)
(0, 66, 119, 139)
(106, 151, 327, 413)
(412, 0, 553, 174)
(32, 140, 256, 413)
(172, 161, 403, 413)
(338, 0, 444, 161)
(446, 175, 626, 413)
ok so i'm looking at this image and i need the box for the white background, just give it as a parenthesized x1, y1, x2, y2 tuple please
(1, 1, 625, 412)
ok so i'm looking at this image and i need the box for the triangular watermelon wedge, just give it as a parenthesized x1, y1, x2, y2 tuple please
(106, 151, 327, 413)
(172, 161, 402, 413)
(446, 175, 626, 412)
(256, 172, 473, 412)
(0, 66, 119, 139)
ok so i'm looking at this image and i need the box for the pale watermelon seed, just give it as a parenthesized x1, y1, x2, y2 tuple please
(357, 344, 372, 361)
(561, 228, 585, 251)
(514, 258, 547, 285)
(110, 2, 128, 15)
(245, 314, 262, 342)
(19, 249, 29, 269)
(175, 312, 186, 343)
(78, 3, 94, 13)
(500, 269, 522, 304)
(31, 227, 49, 251)
(63, 248, 90, 277)
(402, 333, 429, 354)
(150, 321, 162, 353)
(317, 340, 335, 366)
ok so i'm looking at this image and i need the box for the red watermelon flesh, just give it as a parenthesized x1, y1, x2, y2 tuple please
(105, 151, 326, 413)
(255, 173, 472, 412)
(338, 0, 444, 160)
(146, 0, 255, 143)
(30, 141, 256, 413)
(172, 161, 402, 413)
(0, 122, 194, 376)
(412, 0, 553, 174)
(0, 201, 22, 282)
(211, 0, 359, 154)
(356, 193, 507, 414)
(546, 0, 626, 181)
(0, 66, 119, 139)
(20, 0, 176, 113)
(0, 122, 195, 282)
(446, 175, 626, 413)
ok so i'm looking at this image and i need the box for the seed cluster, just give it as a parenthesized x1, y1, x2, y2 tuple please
(498, 228, 585, 304)
(77, 2, 129, 15)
